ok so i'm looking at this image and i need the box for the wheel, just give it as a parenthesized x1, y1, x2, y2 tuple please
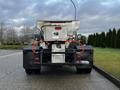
(76, 67, 92, 74)
(33, 66, 41, 74)
(76, 68, 83, 73)
(33, 69, 41, 74)
(25, 69, 33, 75)
(85, 68, 92, 73)
(25, 66, 41, 75)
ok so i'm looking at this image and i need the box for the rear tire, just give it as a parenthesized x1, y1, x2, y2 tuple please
(25, 69, 33, 75)
(85, 68, 92, 73)
(76, 68, 83, 73)
(33, 69, 41, 74)
(25, 67, 41, 75)
(76, 67, 92, 74)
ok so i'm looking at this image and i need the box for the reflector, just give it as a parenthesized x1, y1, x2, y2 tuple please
(55, 26, 62, 30)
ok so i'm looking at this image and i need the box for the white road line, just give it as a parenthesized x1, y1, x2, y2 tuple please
(0, 52, 22, 59)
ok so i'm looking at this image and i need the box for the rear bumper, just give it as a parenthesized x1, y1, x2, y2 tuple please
(23, 62, 93, 69)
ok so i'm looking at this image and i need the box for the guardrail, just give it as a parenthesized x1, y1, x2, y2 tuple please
(93, 65, 120, 88)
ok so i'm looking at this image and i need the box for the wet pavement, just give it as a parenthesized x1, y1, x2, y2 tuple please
(0, 50, 119, 90)
(0, 49, 21, 56)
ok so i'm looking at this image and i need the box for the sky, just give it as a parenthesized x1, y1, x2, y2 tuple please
(0, 0, 120, 34)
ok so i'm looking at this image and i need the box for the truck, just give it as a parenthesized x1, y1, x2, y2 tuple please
(23, 20, 93, 74)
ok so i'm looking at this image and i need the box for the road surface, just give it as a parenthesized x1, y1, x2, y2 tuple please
(0, 50, 119, 90)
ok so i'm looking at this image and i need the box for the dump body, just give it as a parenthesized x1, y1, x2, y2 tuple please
(23, 20, 93, 74)
(37, 21, 80, 41)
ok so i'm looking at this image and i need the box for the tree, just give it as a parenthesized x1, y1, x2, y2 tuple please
(93, 34, 96, 46)
(116, 29, 120, 48)
(20, 25, 34, 44)
(87, 35, 90, 45)
(106, 32, 109, 47)
(111, 28, 117, 48)
(95, 33, 99, 47)
(90, 34, 94, 46)
(87, 28, 120, 48)
(5, 27, 18, 44)
(97, 33, 101, 47)
(108, 29, 112, 48)
(0, 23, 4, 45)
(80, 35, 86, 44)
(101, 32, 106, 47)
(88, 35, 92, 45)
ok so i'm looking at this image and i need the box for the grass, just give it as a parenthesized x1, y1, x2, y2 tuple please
(0, 45, 24, 49)
(94, 48, 120, 80)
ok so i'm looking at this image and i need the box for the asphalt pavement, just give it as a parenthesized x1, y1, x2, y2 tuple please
(0, 49, 21, 56)
(0, 50, 119, 90)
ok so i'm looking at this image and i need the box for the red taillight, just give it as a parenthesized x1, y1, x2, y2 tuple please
(55, 26, 62, 30)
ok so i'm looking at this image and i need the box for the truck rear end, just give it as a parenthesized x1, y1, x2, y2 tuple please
(23, 21, 93, 74)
